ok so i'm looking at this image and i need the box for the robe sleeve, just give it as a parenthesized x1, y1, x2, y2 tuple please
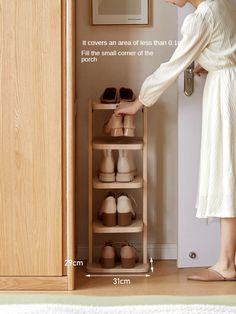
(138, 9, 213, 107)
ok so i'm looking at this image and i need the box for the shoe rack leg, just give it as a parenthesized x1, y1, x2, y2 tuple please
(88, 100, 93, 264)
(143, 107, 148, 264)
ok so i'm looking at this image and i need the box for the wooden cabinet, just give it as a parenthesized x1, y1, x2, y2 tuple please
(0, 0, 75, 290)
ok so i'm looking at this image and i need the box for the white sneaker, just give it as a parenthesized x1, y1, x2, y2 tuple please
(117, 194, 136, 226)
(98, 194, 116, 227)
(116, 150, 136, 182)
(98, 149, 115, 182)
(126, 150, 137, 177)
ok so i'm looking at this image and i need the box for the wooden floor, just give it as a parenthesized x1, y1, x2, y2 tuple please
(75, 260, 236, 296)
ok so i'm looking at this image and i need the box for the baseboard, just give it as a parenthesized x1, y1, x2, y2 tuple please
(77, 243, 177, 261)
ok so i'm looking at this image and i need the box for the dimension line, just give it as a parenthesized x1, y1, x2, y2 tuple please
(150, 257, 154, 272)
(86, 274, 150, 278)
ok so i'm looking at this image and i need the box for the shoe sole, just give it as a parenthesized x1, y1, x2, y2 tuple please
(116, 172, 134, 182)
(118, 212, 132, 226)
(99, 172, 116, 182)
(123, 128, 135, 137)
(102, 213, 116, 227)
(100, 257, 115, 269)
(111, 128, 123, 137)
(121, 257, 135, 268)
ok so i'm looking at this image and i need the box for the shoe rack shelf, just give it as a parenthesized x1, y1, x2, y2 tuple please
(93, 176, 143, 189)
(92, 101, 118, 110)
(86, 263, 147, 274)
(93, 137, 143, 150)
(87, 99, 149, 274)
(93, 219, 143, 233)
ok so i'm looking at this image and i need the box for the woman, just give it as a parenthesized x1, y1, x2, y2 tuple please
(115, 0, 236, 281)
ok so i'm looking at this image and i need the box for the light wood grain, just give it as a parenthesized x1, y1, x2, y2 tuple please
(93, 177, 143, 189)
(92, 102, 119, 110)
(78, 260, 236, 295)
(4, 261, 235, 294)
(93, 220, 144, 233)
(88, 101, 93, 265)
(143, 107, 148, 264)
(66, 0, 76, 291)
(92, 137, 144, 150)
(87, 263, 150, 274)
(87, 101, 148, 275)
(0, 277, 67, 291)
(62, 0, 67, 277)
(0, 0, 62, 276)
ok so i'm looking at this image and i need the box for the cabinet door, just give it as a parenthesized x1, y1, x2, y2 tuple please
(0, 0, 63, 276)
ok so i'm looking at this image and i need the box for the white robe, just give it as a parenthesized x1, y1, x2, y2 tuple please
(139, 0, 236, 218)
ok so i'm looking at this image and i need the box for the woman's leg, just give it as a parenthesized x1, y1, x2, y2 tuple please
(209, 217, 236, 278)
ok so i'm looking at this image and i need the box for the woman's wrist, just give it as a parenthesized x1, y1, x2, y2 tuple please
(135, 98, 144, 111)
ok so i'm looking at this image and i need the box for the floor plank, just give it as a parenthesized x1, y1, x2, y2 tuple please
(76, 260, 236, 296)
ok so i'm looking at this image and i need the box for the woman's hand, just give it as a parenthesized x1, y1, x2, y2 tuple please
(114, 99, 143, 116)
(193, 64, 208, 76)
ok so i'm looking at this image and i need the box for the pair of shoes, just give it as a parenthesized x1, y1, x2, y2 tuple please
(98, 192, 136, 227)
(100, 87, 135, 104)
(103, 112, 135, 137)
(98, 149, 136, 183)
(100, 242, 138, 269)
(187, 268, 236, 281)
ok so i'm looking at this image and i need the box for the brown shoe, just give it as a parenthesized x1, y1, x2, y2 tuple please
(100, 87, 119, 103)
(119, 87, 135, 102)
(100, 243, 116, 269)
(120, 244, 138, 268)
(98, 192, 116, 227)
(117, 193, 136, 226)
(187, 268, 236, 281)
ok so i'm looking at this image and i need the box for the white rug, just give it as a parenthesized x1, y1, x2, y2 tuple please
(0, 304, 236, 314)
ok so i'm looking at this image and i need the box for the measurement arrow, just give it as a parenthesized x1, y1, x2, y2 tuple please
(150, 257, 154, 272)
(86, 274, 150, 278)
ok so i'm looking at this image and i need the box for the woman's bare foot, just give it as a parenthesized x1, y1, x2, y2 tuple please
(208, 262, 236, 279)
(189, 218, 236, 281)
(210, 218, 236, 279)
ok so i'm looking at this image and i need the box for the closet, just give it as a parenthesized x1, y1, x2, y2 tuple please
(0, 0, 75, 290)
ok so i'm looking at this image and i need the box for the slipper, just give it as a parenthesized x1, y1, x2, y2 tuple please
(187, 268, 236, 281)
(119, 87, 135, 102)
(100, 87, 119, 103)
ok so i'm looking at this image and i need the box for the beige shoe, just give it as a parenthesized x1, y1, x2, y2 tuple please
(100, 243, 116, 269)
(120, 244, 137, 268)
(103, 113, 123, 137)
(123, 115, 135, 137)
(117, 194, 136, 226)
(116, 150, 136, 182)
(98, 193, 116, 227)
(98, 149, 115, 182)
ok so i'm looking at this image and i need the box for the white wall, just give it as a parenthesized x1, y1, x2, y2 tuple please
(76, 0, 178, 259)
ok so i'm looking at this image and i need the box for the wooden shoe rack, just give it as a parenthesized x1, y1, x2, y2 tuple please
(86, 99, 149, 273)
